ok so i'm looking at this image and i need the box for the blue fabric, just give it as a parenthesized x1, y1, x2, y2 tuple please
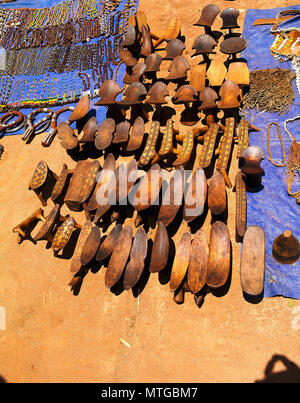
(242, 6, 300, 298)
(0, 0, 130, 136)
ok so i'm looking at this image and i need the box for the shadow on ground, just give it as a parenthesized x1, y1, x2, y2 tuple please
(255, 354, 300, 383)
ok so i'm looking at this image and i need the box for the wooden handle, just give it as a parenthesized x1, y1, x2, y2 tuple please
(173, 288, 184, 304)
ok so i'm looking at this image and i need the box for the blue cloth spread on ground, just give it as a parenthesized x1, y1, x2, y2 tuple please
(0, 0, 135, 136)
(242, 6, 300, 298)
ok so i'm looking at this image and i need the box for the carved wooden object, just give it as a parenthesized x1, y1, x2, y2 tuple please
(94, 80, 122, 105)
(57, 122, 78, 150)
(218, 80, 241, 109)
(112, 121, 130, 145)
(183, 167, 207, 222)
(206, 59, 227, 87)
(235, 171, 247, 239)
(123, 227, 148, 290)
(12, 208, 45, 243)
(236, 119, 249, 158)
(192, 34, 216, 56)
(220, 37, 246, 55)
(194, 4, 220, 27)
(149, 221, 169, 272)
(144, 53, 162, 73)
(206, 221, 231, 288)
(208, 170, 227, 216)
(131, 163, 162, 211)
(166, 55, 190, 81)
(95, 118, 116, 150)
(64, 160, 100, 211)
(96, 224, 122, 262)
(81, 225, 101, 266)
(68, 95, 90, 122)
(170, 231, 191, 292)
(226, 62, 249, 86)
(164, 38, 186, 60)
(145, 82, 169, 105)
(158, 166, 184, 227)
(126, 116, 145, 152)
(123, 62, 146, 84)
(86, 153, 115, 213)
(28, 160, 57, 206)
(189, 64, 207, 92)
(79, 116, 98, 143)
(173, 129, 194, 167)
(33, 204, 64, 243)
(241, 225, 265, 295)
(199, 87, 219, 110)
(105, 225, 133, 288)
(272, 230, 300, 265)
(119, 48, 138, 67)
(153, 16, 181, 48)
(198, 123, 219, 168)
(187, 229, 209, 294)
(158, 119, 175, 159)
(118, 82, 147, 105)
(139, 120, 160, 166)
(70, 220, 93, 273)
(216, 117, 235, 188)
(140, 25, 152, 57)
(52, 217, 80, 255)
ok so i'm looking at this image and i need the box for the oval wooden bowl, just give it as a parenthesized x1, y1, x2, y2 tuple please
(187, 229, 209, 294)
(206, 221, 231, 288)
(149, 221, 169, 273)
(96, 224, 122, 262)
(241, 225, 265, 296)
(123, 227, 148, 290)
(105, 225, 133, 289)
(170, 231, 191, 292)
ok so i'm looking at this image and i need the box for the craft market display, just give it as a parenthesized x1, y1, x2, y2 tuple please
(7, 2, 300, 307)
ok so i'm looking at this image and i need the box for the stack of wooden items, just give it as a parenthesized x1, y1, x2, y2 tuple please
(12, 5, 268, 306)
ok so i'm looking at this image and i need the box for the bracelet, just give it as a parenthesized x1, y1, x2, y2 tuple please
(22, 107, 53, 142)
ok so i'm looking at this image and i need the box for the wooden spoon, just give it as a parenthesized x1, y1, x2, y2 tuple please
(183, 167, 207, 222)
(187, 229, 209, 294)
(170, 231, 191, 292)
(123, 227, 148, 290)
(105, 225, 133, 289)
(70, 220, 93, 273)
(126, 116, 145, 152)
(96, 224, 122, 262)
(86, 153, 115, 212)
(95, 118, 116, 150)
(131, 163, 162, 211)
(81, 226, 102, 266)
(206, 221, 230, 288)
(149, 221, 169, 273)
(158, 166, 185, 227)
(208, 171, 226, 216)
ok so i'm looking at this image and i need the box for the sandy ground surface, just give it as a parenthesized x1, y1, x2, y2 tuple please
(0, 0, 300, 384)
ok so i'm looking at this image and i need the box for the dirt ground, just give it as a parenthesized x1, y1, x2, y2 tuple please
(0, 0, 300, 384)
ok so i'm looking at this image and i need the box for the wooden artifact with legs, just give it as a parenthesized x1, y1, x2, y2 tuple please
(12, 208, 45, 243)
(28, 160, 58, 206)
